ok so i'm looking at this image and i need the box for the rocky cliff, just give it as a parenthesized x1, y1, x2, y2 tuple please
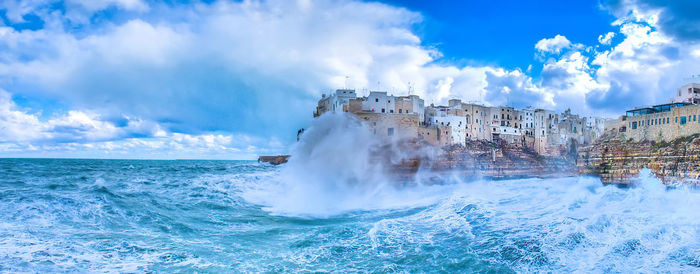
(389, 133, 700, 185)
(577, 133, 700, 185)
(386, 140, 579, 182)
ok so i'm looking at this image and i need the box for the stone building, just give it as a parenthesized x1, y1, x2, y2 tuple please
(395, 95, 425, 122)
(417, 124, 452, 146)
(606, 103, 700, 142)
(313, 88, 605, 154)
(604, 82, 700, 142)
(353, 112, 421, 141)
(426, 104, 466, 146)
(447, 99, 491, 141)
(534, 109, 557, 155)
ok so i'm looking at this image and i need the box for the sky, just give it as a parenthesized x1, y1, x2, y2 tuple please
(0, 0, 699, 159)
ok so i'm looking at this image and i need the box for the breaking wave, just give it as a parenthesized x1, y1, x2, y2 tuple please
(238, 112, 446, 217)
(0, 115, 698, 271)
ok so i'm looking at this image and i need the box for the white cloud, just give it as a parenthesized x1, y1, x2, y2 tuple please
(598, 32, 615, 45)
(1, 0, 699, 157)
(535, 35, 572, 54)
(0, 89, 43, 142)
(0, 89, 270, 158)
(0, 0, 552, 142)
(68, 0, 149, 12)
(0, 0, 149, 23)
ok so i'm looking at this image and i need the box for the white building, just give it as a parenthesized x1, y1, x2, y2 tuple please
(433, 115, 467, 146)
(315, 89, 357, 116)
(329, 89, 356, 112)
(521, 107, 535, 136)
(395, 95, 425, 122)
(364, 91, 396, 114)
(672, 82, 700, 104)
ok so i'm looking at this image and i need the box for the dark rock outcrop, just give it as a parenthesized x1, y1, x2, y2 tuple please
(258, 155, 290, 165)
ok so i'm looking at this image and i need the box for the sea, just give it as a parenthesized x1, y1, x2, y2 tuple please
(1, 158, 699, 273)
(1, 114, 699, 272)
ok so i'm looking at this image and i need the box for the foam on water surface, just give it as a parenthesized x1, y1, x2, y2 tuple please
(0, 116, 698, 272)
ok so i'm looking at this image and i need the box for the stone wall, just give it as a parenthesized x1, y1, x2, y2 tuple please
(417, 125, 451, 147)
(353, 112, 420, 140)
(607, 104, 700, 142)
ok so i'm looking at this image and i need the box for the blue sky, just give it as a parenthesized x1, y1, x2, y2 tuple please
(383, 0, 617, 70)
(0, 0, 699, 159)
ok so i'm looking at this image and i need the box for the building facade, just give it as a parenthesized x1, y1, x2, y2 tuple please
(314, 88, 606, 155)
(673, 83, 700, 104)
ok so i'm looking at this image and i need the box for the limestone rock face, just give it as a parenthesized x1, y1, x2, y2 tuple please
(577, 133, 700, 185)
(387, 140, 578, 181)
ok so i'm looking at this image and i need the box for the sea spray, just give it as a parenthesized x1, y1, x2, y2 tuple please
(0, 159, 698, 272)
(239, 112, 446, 217)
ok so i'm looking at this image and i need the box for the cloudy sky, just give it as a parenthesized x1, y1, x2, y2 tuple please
(1, 0, 699, 159)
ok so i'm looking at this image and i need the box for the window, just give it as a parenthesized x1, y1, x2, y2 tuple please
(381, 108, 385, 113)
(676, 117, 678, 123)
(387, 128, 394, 136)
(390, 110, 393, 113)
(375, 98, 379, 102)
(681, 116, 687, 125)
(632, 121, 637, 129)
(399, 109, 402, 113)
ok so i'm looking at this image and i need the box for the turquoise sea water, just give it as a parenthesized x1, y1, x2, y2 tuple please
(1, 158, 699, 272)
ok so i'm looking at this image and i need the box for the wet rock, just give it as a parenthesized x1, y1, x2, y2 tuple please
(258, 155, 291, 165)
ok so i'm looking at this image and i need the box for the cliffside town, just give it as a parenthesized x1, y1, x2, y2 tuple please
(312, 82, 700, 185)
(315, 89, 605, 156)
